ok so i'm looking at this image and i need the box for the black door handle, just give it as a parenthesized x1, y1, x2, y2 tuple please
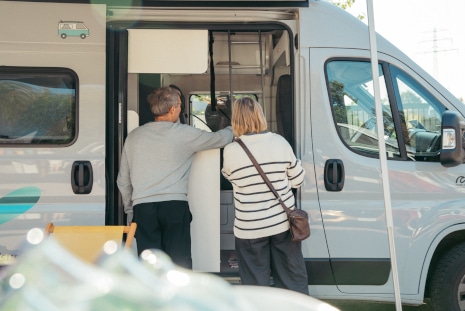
(324, 159, 344, 191)
(71, 161, 93, 194)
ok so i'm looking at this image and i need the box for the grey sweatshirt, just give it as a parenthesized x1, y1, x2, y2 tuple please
(117, 121, 233, 220)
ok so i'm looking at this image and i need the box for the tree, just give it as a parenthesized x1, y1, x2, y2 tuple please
(401, 90, 423, 105)
(331, 0, 365, 20)
(331, 0, 356, 10)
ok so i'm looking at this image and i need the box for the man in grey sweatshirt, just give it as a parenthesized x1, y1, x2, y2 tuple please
(117, 86, 233, 268)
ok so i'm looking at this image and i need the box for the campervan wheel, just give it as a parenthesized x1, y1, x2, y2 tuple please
(429, 242, 465, 311)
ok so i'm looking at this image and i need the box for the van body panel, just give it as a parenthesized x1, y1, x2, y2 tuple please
(300, 3, 369, 50)
(0, 1, 106, 255)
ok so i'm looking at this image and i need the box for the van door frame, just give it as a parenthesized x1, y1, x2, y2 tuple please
(106, 21, 295, 227)
(106, 27, 128, 225)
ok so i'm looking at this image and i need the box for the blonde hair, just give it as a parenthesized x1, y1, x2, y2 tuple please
(232, 97, 267, 137)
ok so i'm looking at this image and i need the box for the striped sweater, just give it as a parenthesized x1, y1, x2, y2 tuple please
(221, 132, 305, 239)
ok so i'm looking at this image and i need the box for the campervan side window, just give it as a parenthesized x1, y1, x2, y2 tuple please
(326, 59, 447, 162)
(389, 65, 445, 162)
(0, 67, 77, 145)
(326, 60, 400, 159)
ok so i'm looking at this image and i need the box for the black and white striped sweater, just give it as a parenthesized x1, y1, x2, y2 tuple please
(221, 132, 305, 239)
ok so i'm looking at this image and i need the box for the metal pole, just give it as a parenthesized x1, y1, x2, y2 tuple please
(366, 1, 402, 310)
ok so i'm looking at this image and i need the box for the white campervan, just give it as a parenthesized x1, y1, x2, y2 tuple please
(0, 1, 464, 310)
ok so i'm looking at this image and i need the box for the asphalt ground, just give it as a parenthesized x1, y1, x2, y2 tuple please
(324, 299, 434, 311)
(225, 274, 435, 311)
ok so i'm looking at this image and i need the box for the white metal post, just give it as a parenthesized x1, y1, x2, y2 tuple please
(365, 1, 403, 310)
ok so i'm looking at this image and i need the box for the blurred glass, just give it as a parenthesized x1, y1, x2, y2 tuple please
(0, 229, 256, 311)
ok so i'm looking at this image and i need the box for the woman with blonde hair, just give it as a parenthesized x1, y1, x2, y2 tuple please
(221, 96, 308, 294)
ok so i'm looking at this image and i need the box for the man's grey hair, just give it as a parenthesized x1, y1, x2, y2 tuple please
(147, 86, 181, 117)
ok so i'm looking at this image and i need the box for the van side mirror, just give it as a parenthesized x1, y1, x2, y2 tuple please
(440, 111, 465, 167)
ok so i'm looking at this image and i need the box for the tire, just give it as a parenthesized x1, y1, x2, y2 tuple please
(80, 34, 86, 39)
(60, 33, 67, 39)
(429, 242, 465, 311)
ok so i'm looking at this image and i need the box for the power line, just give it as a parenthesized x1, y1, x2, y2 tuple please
(416, 28, 457, 77)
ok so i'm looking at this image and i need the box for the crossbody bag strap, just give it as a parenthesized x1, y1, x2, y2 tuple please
(235, 138, 291, 214)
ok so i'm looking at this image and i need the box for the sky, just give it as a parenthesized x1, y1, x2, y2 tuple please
(345, 0, 465, 101)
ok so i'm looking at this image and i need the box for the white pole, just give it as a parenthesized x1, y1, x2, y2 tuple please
(365, 1, 403, 310)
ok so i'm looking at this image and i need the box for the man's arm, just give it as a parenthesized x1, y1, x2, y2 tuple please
(190, 126, 234, 152)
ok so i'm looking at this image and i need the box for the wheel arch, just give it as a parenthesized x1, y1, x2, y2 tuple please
(421, 225, 465, 298)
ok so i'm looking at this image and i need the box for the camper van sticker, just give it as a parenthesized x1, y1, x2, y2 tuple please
(0, 187, 41, 224)
(58, 20, 89, 39)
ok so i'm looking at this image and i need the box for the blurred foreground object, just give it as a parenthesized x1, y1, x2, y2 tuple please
(0, 228, 253, 311)
(44, 222, 137, 263)
(0, 228, 339, 311)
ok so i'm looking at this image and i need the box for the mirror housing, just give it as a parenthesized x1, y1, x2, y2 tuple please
(440, 111, 465, 167)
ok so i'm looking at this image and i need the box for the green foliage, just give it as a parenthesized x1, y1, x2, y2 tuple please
(401, 90, 424, 105)
(331, 0, 365, 20)
(331, 0, 356, 10)
(329, 80, 349, 124)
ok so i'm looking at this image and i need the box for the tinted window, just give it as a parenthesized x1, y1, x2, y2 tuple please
(389, 65, 445, 162)
(326, 60, 400, 158)
(0, 68, 77, 145)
